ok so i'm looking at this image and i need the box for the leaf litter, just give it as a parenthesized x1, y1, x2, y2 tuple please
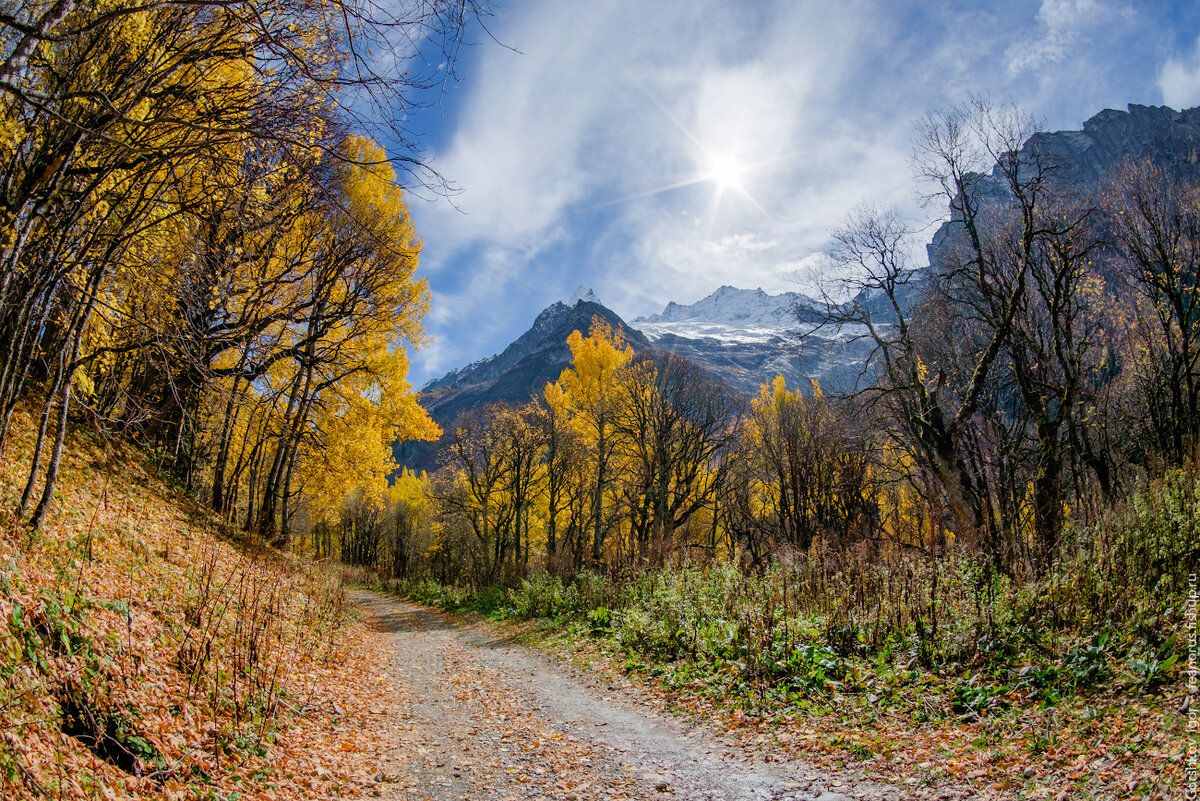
(0, 408, 408, 800)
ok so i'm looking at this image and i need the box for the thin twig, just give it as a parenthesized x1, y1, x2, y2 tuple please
(143, 747, 199, 783)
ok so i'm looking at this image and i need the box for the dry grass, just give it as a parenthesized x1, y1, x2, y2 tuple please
(0, 410, 406, 800)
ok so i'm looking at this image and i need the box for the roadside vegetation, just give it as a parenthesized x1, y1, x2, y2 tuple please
(370, 467, 1188, 796)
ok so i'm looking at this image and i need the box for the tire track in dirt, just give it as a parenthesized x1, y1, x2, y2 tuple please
(350, 589, 918, 801)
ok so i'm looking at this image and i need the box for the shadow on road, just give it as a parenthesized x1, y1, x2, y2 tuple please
(364, 607, 455, 634)
(348, 589, 525, 648)
(343, 586, 906, 801)
(347, 590, 456, 634)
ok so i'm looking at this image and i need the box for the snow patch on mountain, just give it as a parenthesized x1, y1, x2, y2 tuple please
(632, 285, 816, 344)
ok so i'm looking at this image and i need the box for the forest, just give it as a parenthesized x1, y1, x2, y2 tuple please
(0, 0, 458, 540)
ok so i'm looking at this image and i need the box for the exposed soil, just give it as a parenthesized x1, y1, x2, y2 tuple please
(349, 589, 923, 801)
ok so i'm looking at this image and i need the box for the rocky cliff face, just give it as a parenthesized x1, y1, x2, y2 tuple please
(928, 104, 1200, 266)
(1055, 104, 1200, 182)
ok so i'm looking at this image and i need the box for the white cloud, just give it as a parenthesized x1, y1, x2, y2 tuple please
(408, 0, 930, 378)
(1160, 35, 1200, 108)
(1006, 0, 1106, 74)
(703, 233, 777, 255)
(420, 13, 599, 250)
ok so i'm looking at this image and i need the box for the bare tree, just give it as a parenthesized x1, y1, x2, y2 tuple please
(613, 355, 741, 564)
(1109, 159, 1200, 463)
(823, 99, 1109, 572)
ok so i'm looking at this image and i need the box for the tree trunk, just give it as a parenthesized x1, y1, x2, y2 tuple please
(29, 382, 71, 531)
(591, 417, 607, 564)
(18, 362, 68, 516)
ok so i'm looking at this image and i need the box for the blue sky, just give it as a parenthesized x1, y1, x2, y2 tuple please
(393, 0, 1200, 387)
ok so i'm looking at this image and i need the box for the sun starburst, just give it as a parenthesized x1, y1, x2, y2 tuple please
(587, 79, 777, 236)
(703, 150, 746, 192)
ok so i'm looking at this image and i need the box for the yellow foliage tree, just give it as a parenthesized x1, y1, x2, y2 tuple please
(548, 318, 633, 563)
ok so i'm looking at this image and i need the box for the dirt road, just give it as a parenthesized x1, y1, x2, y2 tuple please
(349, 590, 918, 801)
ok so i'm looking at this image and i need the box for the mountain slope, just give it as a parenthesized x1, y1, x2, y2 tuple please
(396, 291, 654, 472)
(631, 286, 868, 396)
(400, 284, 870, 477)
(0, 408, 401, 799)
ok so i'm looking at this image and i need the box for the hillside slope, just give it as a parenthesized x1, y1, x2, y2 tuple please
(0, 410, 404, 800)
(396, 294, 658, 472)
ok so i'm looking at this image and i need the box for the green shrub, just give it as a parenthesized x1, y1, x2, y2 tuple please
(1014, 664, 1062, 705)
(951, 675, 1010, 716)
(614, 606, 687, 659)
(1065, 633, 1113, 689)
(587, 606, 611, 634)
(510, 573, 583, 620)
(1127, 635, 1180, 692)
(778, 643, 852, 694)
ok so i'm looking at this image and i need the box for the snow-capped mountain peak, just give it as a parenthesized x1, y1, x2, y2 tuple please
(632, 286, 818, 343)
(568, 286, 601, 307)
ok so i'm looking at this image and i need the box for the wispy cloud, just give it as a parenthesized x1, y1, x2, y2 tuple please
(1006, 0, 1107, 74)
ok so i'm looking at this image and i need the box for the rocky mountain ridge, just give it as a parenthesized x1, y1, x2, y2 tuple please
(928, 103, 1200, 265)
(635, 286, 813, 329)
(630, 286, 867, 395)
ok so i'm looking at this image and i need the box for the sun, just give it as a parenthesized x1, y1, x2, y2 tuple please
(704, 150, 745, 191)
(593, 138, 772, 238)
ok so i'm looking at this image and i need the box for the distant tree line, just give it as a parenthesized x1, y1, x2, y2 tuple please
(329, 319, 879, 583)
